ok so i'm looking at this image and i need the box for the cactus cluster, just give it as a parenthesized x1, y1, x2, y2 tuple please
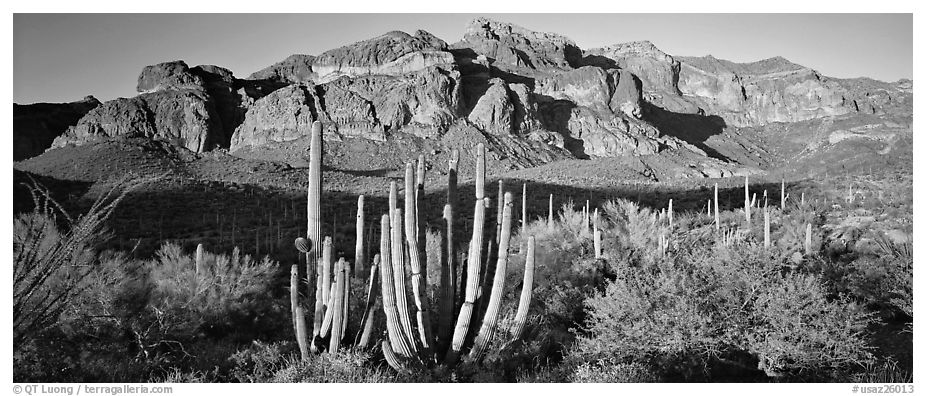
(288, 124, 536, 371)
(378, 143, 536, 370)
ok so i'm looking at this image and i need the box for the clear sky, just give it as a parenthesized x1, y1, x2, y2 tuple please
(13, 13, 913, 104)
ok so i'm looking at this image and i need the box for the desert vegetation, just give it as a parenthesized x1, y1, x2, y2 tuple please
(12, 121, 911, 383)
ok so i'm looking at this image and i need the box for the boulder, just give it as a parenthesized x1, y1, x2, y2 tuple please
(467, 78, 514, 135)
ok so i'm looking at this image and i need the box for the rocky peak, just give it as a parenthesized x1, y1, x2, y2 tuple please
(585, 40, 681, 95)
(136, 60, 205, 93)
(248, 54, 316, 83)
(457, 17, 581, 71)
(312, 29, 453, 80)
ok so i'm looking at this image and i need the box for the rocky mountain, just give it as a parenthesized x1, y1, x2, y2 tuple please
(13, 96, 100, 160)
(15, 17, 912, 178)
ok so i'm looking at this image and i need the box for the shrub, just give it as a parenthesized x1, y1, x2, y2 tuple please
(570, 198, 874, 381)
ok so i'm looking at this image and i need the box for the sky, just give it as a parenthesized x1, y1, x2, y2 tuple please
(13, 13, 913, 104)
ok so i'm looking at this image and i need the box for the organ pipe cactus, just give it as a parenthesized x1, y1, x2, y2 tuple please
(763, 207, 770, 250)
(376, 143, 537, 371)
(548, 193, 553, 229)
(509, 235, 535, 341)
(805, 223, 813, 255)
(329, 258, 346, 352)
(194, 243, 205, 274)
(378, 214, 413, 358)
(355, 195, 365, 278)
(405, 163, 434, 357)
(468, 192, 513, 362)
(745, 175, 751, 225)
(714, 183, 720, 232)
(357, 254, 380, 349)
(446, 143, 488, 365)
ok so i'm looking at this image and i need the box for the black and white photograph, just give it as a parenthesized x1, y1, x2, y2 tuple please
(9, 7, 917, 389)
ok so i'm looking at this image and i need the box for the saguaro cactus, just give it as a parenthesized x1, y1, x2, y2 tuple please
(745, 175, 751, 225)
(307, 121, 324, 351)
(668, 199, 674, 228)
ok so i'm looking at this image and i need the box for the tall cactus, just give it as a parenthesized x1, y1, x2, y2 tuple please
(405, 163, 434, 358)
(378, 214, 413, 357)
(357, 254, 380, 349)
(307, 121, 324, 351)
(744, 175, 751, 225)
(714, 183, 720, 232)
(437, 150, 459, 355)
(195, 243, 205, 274)
(468, 192, 514, 362)
(509, 235, 535, 342)
(548, 193, 553, 229)
(668, 199, 674, 228)
(805, 223, 812, 255)
(781, 179, 786, 212)
(446, 143, 486, 364)
(416, 155, 427, 273)
(763, 207, 770, 250)
(329, 258, 346, 353)
(496, 179, 504, 243)
(355, 195, 365, 278)
(391, 208, 417, 355)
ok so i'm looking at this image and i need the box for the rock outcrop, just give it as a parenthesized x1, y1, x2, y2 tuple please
(230, 63, 463, 150)
(585, 41, 680, 95)
(136, 60, 205, 93)
(312, 30, 454, 81)
(467, 78, 515, 135)
(54, 88, 221, 153)
(454, 17, 581, 72)
(534, 66, 661, 156)
(230, 84, 330, 150)
(13, 96, 101, 160)
(676, 55, 855, 126)
(247, 54, 316, 83)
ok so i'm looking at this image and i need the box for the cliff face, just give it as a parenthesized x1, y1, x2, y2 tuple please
(31, 18, 911, 164)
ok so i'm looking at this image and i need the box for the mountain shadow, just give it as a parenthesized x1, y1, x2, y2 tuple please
(643, 101, 732, 162)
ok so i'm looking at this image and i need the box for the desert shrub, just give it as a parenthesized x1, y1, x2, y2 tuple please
(270, 349, 394, 383)
(13, 177, 150, 346)
(572, 218, 875, 382)
(493, 202, 607, 370)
